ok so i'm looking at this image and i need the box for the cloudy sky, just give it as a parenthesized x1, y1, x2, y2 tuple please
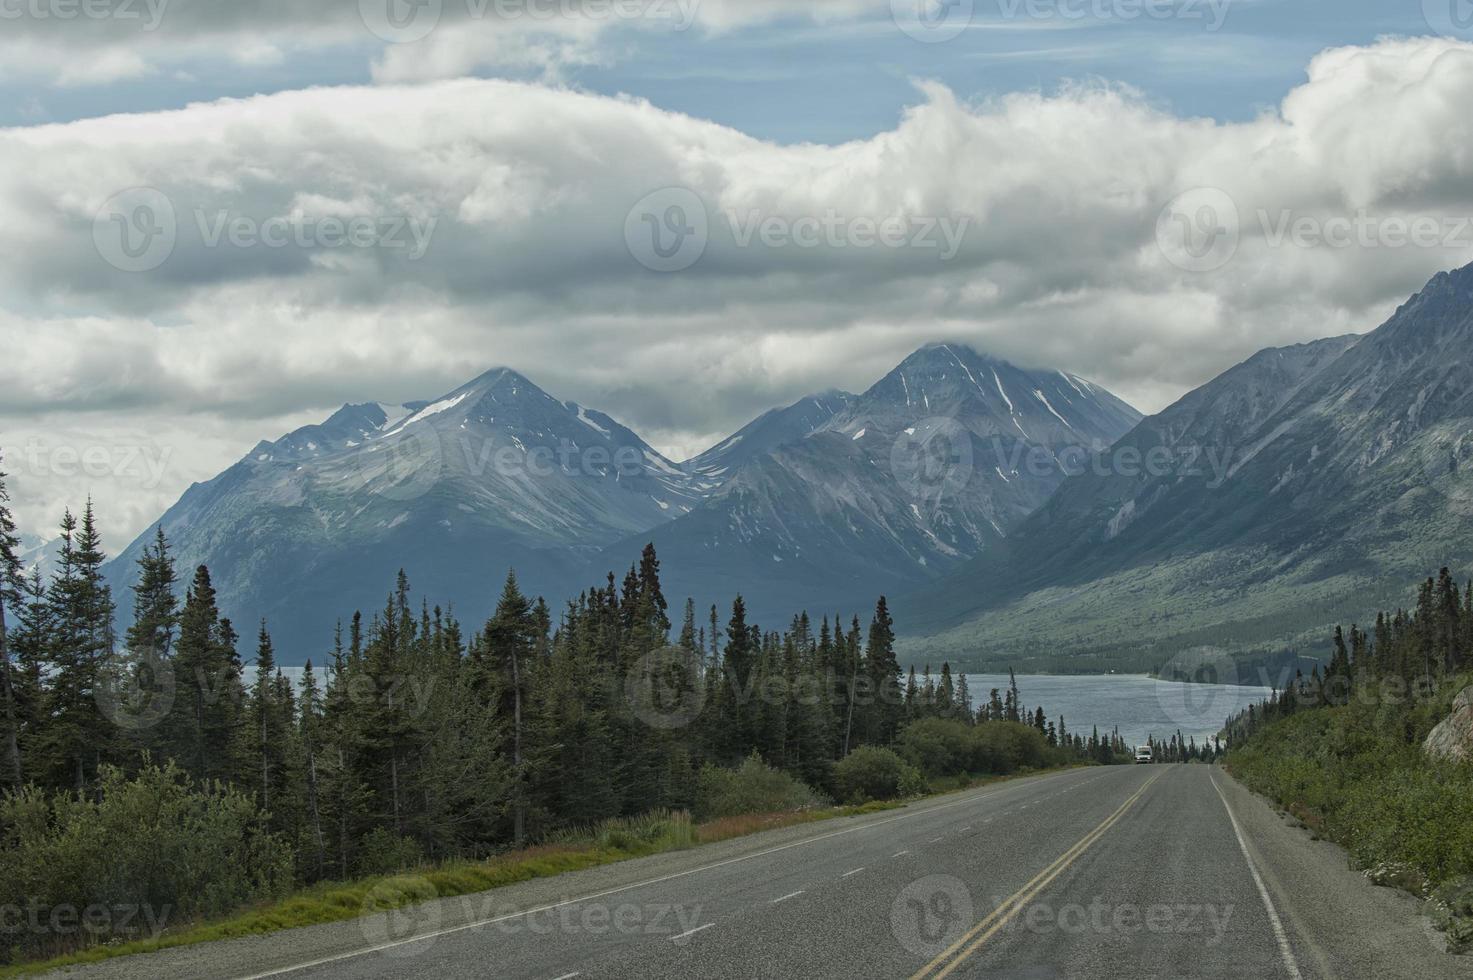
(3, 0, 1473, 551)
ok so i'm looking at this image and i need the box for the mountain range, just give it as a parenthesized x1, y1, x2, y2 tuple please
(103, 345, 1140, 659)
(102, 261, 1473, 668)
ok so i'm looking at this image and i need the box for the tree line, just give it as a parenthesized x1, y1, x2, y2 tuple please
(1225, 566, 1473, 742)
(0, 455, 1118, 907)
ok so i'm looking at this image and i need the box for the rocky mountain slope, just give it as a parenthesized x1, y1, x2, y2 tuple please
(904, 263, 1473, 671)
(104, 346, 1141, 658)
(105, 368, 702, 655)
(601, 344, 1141, 626)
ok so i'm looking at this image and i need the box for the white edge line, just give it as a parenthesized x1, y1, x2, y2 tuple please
(1210, 772, 1304, 980)
(841, 867, 866, 878)
(669, 922, 715, 943)
(234, 767, 1100, 979)
(550, 974, 581, 980)
(771, 891, 804, 904)
(892, 850, 911, 857)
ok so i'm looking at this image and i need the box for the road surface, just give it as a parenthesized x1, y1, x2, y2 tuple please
(43, 765, 1464, 979)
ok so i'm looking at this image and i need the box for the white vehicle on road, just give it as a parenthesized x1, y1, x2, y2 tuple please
(1135, 745, 1154, 764)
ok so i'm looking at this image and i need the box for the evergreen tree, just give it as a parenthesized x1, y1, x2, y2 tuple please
(170, 564, 243, 784)
(8, 567, 50, 778)
(125, 525, 179, 660)
(39, 503, 116, 791)
(298, 659, 327, 880)
(862, 597, 904, 744)
(0, 458, 23, 787)
(954, 671, 974, 723)
(478, 571, 538, 844)
(244, 620, 291, 820)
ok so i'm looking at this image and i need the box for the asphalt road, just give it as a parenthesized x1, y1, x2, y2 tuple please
(42, 765, 1466, 980)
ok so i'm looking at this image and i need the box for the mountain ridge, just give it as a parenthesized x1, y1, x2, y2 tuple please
(103, 343, 1142, 658)
(901, 262, 1473, 670)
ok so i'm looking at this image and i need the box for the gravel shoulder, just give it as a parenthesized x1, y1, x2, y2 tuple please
(1215, 766, 1464, 979)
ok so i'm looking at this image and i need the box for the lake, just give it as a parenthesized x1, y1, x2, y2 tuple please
(962, 674, 1275, 749)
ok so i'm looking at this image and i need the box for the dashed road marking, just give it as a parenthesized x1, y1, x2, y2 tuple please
(670, 923, 715, 944)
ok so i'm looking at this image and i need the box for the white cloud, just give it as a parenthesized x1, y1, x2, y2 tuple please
(4, 36, 1473, 547)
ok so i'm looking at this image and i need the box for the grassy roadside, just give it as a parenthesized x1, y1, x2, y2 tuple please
(3, 765, 1078, 978)
(1225, 678, 1473, 952)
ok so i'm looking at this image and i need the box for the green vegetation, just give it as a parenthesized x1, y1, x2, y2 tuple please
(1227, 568, 1473, 951)
(905, 545, 1437, 677)
(0, 763, 1064, 978)
(0, 458, 1121, 969)
(831, 746, 927, 804)
(694, 753, 824, 820)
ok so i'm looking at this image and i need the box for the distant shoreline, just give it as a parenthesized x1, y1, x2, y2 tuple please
(944, 669, 1274, 690)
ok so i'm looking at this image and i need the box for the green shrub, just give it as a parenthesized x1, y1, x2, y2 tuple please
(1230, 675, 1473, 889)
(895, 718, 1052, 780)
(352, 828, 425, 877)
(0, 764, 293, 964)
(548, 809, 696, 853)
(694, 753, 826, 820)
(831, 747, 926, 804)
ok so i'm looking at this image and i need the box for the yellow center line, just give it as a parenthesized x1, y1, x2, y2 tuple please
(910, 769, 1165, 980)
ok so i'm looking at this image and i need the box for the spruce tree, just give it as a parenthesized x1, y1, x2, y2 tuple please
(125, 525, 179, 659)
(245, 620, 290, 818)
(938, 663, 956, 719)
(479, 570, 538, 844)
(954, 671, 974, 723)
(40, 503, 116, 791)
(0, 458, 23, 787)
(299, 659, 327, 880)
(171, 564, 243, 783)
(863, 597, 904, 744)
(8, 567, 50, 778)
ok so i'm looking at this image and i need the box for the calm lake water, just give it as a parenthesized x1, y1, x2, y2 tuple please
(962, 674, 1274, 749)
